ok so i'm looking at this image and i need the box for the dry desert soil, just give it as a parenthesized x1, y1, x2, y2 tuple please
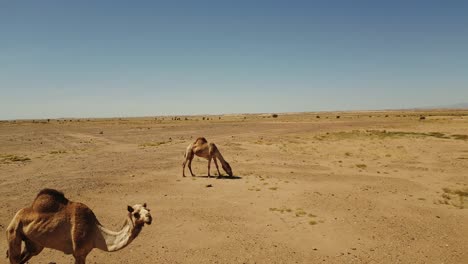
(1, 110, 467, 263)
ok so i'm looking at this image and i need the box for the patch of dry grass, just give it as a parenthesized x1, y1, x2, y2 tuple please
(295, 209, 307, 217)
(356, 164, 367, 169)
(452, 134, 468, 140)
(50, 150, 67, 154)
(269, 207, 292, 213)
(437, 187, 468, 209)
(0, 154, 31, 163)
(139, 141, 169, 147)
(316, 130, 462, 141)
(270, 207, 320, 226)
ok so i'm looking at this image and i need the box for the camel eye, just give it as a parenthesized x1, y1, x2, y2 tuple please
(133, 213, 140, 218)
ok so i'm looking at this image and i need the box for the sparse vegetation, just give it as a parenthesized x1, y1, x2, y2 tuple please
(356, 164, 367, 169)
(295, 210, 307, 217)
(270, 207, 320, 226)
(452, 134, 468, 140)
(0, 154, 31, 163)
(438, 187, 468, 209)
(3, 109, 468, 262)
(139, 141, 169, 147)
(272, 114, 278, 118)
(49, 150, 67, 155)
(316, 130, 459, 141)
(269, 207, 292, 213)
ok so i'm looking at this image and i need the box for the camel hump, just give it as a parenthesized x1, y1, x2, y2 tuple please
(32, 188, 69, 213)
(37, 188, 66, 200)
(194, 137, 208, 144)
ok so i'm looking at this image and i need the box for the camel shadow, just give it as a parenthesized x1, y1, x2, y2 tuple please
(194, 175, 242, 180)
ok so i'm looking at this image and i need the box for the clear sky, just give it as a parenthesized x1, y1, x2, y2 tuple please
(1, 1, 467, 119)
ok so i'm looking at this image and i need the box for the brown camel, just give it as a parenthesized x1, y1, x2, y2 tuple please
(182, 137, 233, 178)
(6, 188, 152, 264)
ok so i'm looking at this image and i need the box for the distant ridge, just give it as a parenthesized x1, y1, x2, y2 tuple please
(413, 102, 468, 110)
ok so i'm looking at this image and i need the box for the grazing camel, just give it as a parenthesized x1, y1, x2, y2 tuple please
(6, 188, 152, 264)
(183, 137, 233, 178)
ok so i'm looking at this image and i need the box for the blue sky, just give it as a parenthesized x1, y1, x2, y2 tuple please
(1, 1, 467, 119)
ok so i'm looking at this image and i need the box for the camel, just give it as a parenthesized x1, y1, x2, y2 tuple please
(182, 137, 233, 178)
(6, 188, 152, 264)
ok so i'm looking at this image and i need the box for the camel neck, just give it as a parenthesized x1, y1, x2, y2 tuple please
(95, 214, 142, 252)
(214, 150, 226, 163)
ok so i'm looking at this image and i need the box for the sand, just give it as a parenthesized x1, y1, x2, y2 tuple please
(1, 110, 467, 263)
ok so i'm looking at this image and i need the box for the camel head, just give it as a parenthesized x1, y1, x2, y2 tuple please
(127, 203, 152, 226)
(222, 161, 233, 177)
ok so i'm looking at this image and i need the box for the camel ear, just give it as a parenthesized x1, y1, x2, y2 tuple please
(127, 206, 134, 213)
(143, 203, 147, 208)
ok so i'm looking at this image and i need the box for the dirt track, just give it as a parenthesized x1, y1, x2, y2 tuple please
(1, 111, 467, 263)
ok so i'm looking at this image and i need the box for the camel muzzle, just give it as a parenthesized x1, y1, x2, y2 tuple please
(145, 215, 153, 225)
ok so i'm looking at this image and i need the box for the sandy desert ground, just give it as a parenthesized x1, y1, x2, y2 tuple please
(1, 110, 467, 264)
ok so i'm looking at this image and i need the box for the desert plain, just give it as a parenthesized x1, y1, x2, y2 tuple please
(0, 110, 467, 264)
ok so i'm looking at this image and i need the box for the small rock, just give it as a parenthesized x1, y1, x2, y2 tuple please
(206, 184, 213, 188)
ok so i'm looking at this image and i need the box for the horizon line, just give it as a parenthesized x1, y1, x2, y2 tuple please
(2, 107, 467, 121)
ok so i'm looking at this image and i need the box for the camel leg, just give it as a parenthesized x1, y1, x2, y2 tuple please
(182, 159, 187, 177)
(73, 248, 90, 264)
(213, 157, 222, 177)
(207, 158, 212, 177)
(188, 156, 195, 176)
(74, 255, 87, 264)
(6, 222, 22, 264)
(19, 239, 43, 264)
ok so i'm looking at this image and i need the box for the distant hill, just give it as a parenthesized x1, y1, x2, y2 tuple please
(415, 102, 468, 110)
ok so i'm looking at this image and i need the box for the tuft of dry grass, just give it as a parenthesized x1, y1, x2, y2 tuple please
(356, 164, 367, 169)
(295, 209, 307, 217)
